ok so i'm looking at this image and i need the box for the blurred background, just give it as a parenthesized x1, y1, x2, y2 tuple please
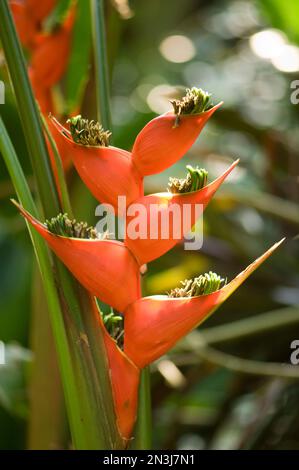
(0, 0, 299, 450)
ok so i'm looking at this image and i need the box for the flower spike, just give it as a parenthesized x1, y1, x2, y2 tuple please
(171, 87, 213, 127)
(132, 87, 222, 176)
(168, 165, 209, 194)
(45, 213, 101, 239)
(125, 160, 239, 265)
(124, 239, 285, 368)
(47, 115, 143, 215)
(67, 115, 112, 147)
(14, 202, 140, 313)
(168, 272, 226, 298)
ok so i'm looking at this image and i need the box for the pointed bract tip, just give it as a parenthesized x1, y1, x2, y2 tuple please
(10, 198, 20, 209)
(48, 113, 70, 136)
(205, 101, 223, 115)
(212, 100, 223, 110)
(12, 200, 28, 219)
(11, 199, 30, 219)
(274, 237, 286, 248)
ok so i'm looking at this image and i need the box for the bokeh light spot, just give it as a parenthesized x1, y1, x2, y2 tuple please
(159, 35, 196, 63)
(271, 45, 299, 72)
(146, 84, 177, 114)
(249, 29, 286, 59)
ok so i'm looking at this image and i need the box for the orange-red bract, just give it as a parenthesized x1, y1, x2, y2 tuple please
(99, 311, 140, 441)
(30, 8, 74, 88)
(48, 116, 143, 215)
(124, 240, 284, 368)
(10, 2, 37, 49)
(26, 0, 57, 24)
(125, 160, 239, 265)
(132, 103, 222, 176)
(16, 204, 140, 313)
(29, 68, 54, 114)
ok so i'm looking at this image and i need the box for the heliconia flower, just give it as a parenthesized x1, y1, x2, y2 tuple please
(26, 0, 57, 24)
(125, 160, 239, 265)
(10, 1, 37, 50)
(30, 7, 74, 88)
(48, 115, 143, 214)
(14, 204, 140, 313)
(124, 239, 284, 368)
(132, 87, 222, 176)
(100, 318, 140, 441)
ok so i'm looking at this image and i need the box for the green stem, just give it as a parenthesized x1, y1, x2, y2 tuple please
(188, 343, 299, 379)
(90, 0, 113, 132)
(28, 267, 68, 450)
(168, 306, 299, 380)
(0, 0, 60, 216)
(199, 306, 299, 345)
(131, 270, 152, 448)
(216, 188, 299, 226)
(133, 368, 152, 449)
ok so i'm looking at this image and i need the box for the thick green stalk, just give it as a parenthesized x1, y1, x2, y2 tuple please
(0, 0, 60, 216)
(28, 267, 68, 450)
(90, 0, 113, 131)
(132, 368, 152, 449)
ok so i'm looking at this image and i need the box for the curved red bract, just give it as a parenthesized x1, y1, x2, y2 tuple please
(48, 116, 143, 214)
(100, 312, 140, 441)
(125, 160, 239, 265)
(17, 205, 141, 313)
(132, 103, 222, 176)
(124, 240, 284, 368)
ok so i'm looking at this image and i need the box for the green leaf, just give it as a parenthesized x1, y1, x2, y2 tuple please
(65, 0, 92, 114)
(258, 0, 299, 45)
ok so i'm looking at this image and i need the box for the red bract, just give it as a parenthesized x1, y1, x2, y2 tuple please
(26, 0, 56, 24)
(125, 160, 239, 265)
(16, 204, 140, 313)
(29, 68, 54, 114)
(132, 103, 222, 176)
(47, 116, 72, 169)
(96, 304, 140, 441)
(10, 2, 37, 49)
(124, 240, 284, 369)
(10, 0, 75, 117)
(48, 116, 143, 214)
(30, 8, 74, 88)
